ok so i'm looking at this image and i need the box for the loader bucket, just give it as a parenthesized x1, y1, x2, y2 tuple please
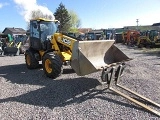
(71, 40, 130, 76)
(4, 47, 18, 56)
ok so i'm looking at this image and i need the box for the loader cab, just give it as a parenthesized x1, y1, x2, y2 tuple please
(29, 18, 57, 50)
(149, 30, 159, 41)
(103, 29, 115, 40)
(86, 31, 102, 40)
(86, 32, 95, 40)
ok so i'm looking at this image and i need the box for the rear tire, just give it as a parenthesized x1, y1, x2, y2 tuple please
(42, 52, 63, 79)
(150, 42, 155, 48)
(138, 43, 143, 48)
(25, 49, 39, 69)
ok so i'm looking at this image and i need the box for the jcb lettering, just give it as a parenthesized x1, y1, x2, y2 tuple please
(62, 38, 71, 45)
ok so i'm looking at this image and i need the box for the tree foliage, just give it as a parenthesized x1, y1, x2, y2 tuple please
(27, 9, 54, 29)
(27, 2, 81, 33)
(54, 3, 71, 32)
(30, 10, 53, 20)
(68, 10, 81, 32)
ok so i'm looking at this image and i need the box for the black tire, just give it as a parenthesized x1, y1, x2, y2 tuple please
(25, 49, 39, 69)
(138, 43, 143, 48)
(130, 37, 134, 46)
(150, 42, 155, 48)
(42, 52, 63, 79)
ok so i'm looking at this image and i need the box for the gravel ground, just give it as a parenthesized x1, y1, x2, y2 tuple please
(0, 43, 160, 120)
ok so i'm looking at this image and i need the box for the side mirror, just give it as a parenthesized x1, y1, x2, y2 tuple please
(55, 20, 60, 26)
(55, 20, 60, 32)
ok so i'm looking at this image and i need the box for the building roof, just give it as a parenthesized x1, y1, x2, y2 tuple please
(2, 27, 26, 34)
(78, 28, 92, 34)
(152, 23, 160, 26)
(124, 25, 160, 31)
(88, 29, 103, 34)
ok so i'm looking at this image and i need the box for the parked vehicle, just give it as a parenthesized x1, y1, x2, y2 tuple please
(137, 30, 160, 47)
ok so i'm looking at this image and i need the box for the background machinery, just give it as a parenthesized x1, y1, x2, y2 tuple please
(103, 29, 116, 40)
(13, 34, 28, 54)
(0, 33, 19, 56)
(0, 38, 3, 55)
(137, 30, 160, 48)
(25, 18, 160, 116)
(67, 32, 86, 41)
(122, 30, 140, 46)
(85, 30, 103, 40)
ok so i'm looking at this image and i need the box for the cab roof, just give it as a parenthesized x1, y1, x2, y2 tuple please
(30, 18, 58, 22)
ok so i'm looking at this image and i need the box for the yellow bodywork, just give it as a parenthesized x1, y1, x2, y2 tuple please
(30, 18, 130, 76)
(39, 33, 75, 62)
(8, 41, 22, 48)
(38, 33, 130, 76)
(16, 42, 22, 49)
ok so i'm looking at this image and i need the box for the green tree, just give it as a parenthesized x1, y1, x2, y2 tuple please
(68, 10, 81, 32)
(54, 3, 71, 32)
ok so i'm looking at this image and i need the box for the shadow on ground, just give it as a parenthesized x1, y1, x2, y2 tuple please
(0, 63, 151, 113)
(134, 50, 160, 58)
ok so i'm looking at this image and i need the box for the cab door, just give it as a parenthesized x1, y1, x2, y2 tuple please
(30, 20, 41, 50)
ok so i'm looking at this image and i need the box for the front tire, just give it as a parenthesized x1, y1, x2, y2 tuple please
(25, 49, 39, 69)
(42, 52, 63, 79)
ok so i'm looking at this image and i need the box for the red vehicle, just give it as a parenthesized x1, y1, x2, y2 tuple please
(122, 30, 140, 46)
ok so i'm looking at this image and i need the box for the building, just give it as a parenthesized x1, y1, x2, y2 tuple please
(2, 27, 27, 42)
(78, 28, 92, 34)
(2, 27, 26, 36)
(123, 25, 160, 31)
(152, 22, 160, 26)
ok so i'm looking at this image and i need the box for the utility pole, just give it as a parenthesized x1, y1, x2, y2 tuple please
(136, 19, 139, 26)
(136, 19, 139, 30)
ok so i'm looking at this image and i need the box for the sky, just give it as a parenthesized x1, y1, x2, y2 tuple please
(0, 0, 160, 31)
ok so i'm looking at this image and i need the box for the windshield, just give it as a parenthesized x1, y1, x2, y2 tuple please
(40, 21, 57, 36)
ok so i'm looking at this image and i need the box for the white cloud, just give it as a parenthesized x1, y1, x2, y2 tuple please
(0, 2, 9, 9)
(13, 0, 55, 22)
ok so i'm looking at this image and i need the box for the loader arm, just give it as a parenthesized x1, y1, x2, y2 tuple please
(52, 33, 78, 62)
(53, 33, 77, 51)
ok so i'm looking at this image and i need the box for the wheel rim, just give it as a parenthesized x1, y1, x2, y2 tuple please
(26, 54, 31, 65)
(45, 59, 52, 73)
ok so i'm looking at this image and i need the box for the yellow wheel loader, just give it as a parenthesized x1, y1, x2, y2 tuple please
(25, 18, 160, 116)
(137, 30, 160, 48)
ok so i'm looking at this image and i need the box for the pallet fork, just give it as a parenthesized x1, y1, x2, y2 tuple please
(101, 63, 160, 117)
